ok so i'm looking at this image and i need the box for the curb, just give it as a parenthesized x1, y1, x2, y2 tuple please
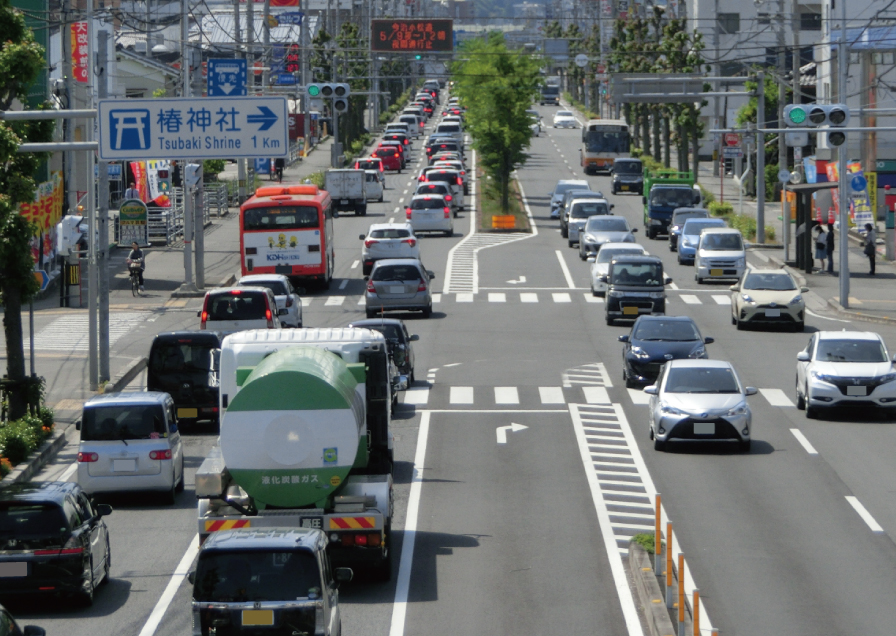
(825, 297, 896, 325)
(0, 428, 68, 487)
(103, 356, 148, 394)
(628, 541, 682, 636)
(171, 273, 236, 298)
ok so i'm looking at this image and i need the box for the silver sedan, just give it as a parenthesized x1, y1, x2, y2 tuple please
(645, 359, 757, 452)
(578, 215, 637, 259)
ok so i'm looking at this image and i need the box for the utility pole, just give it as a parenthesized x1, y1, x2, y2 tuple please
(97, 30, 110, 383)
(756, 70, 766, 244)
(192, 40, 206, 290)
(713, 0, 721, 177)
(262, 0, 271, 90)
(234, 0, 247, 203)
(87, 21, 98, 391)
(776, 0, 786, 248)
(302, 13, 310, 151)
(837, 0, 850, 307)
(247, 0, 255, 91)
(785, 0, 801, 263)
(61, 0, 76, 216)
(181, 0, 195, 289)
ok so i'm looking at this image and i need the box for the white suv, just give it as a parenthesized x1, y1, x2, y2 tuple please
(360, 222, 420, 276)
(695, 228, 746, 284)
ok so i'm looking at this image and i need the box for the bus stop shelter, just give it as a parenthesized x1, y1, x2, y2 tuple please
(784, 182, 839, 275)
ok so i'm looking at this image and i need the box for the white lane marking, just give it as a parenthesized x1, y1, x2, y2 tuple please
(358, 297, 365, 305)
(845, 496, 884, 533)
(60, 461, 77, 482)
(669, 282, 679, 290)
(456, 293, 474, 303)
(403, 387, 430, 405)
(389, 411, 430, 636)
(431, 293, 441, 303)
(444, 362, 462, 367)
(488, 293, 506, 302)
(325, 296, 344, 306)
(302, 298, 313, 307)
(555, 250, 576, 289)
(760, 388, 794, 407)
(585, 294, 604, 303)
(338, 279, 349, 290)
(790, 429, 818, 455)
(712, 295, 730, 305)
(351, 260, 359, 269)
(520, 293, 539, 303)
(494, 386, 520, 404)
(627, 388, 651, 405)
(806, 308, 852, 323)
(137, 535, 200, 636)
(538, 386, 566, 404)
(393, 207, 400, 215)
(450, 386, 474, 404)
(582, 386, 610, 404)
(552, 292, 572, 303)
(680, 295, 701, 305)
(403, 189, 408, 195)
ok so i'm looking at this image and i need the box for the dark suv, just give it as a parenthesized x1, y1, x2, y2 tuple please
(611, 158, 644, 195)
(601, 255, 672, 326)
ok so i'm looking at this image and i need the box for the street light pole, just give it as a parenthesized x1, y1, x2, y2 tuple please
(837, 0, 850, 307)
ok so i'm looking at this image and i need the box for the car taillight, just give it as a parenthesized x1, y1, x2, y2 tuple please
(78, 452, 98, 462)
(366, 280, 376, 294)
(456, 177, 463, 186)
(445, 195, 452, 202)
(417, 280, 427, 292)
(200, 296, 209, 329)
(229, 289, 242, 295)
(405, 208, 412, 219)
(265, 308, 273, 327)
(419, 175, 426, 181)
(444, 207, 450, 218)
(365, 239, 377, 248)
(149, 449, 172, 460)
(402, 238, 417, 247)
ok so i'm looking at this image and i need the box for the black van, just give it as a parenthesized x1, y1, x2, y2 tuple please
(601, 255, 672, 326)
(147, 331, 223, 429)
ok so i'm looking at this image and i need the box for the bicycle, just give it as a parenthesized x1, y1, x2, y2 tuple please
(128, 260, 143, 297)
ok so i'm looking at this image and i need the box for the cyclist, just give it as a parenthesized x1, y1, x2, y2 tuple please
(126, 241, 146, 292)
(274, 157, 285, 183)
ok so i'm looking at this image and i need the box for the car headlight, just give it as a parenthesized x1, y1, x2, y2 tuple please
(789, 294, 803, 305)
(608, 290, 623, 298)
(649, 291, 664, 299)
(736, 257, 746, 268)
(584, 234, 595, 242)
(630, 346, 651, 360)
(879, 372, 896, 384)
(811, 370, 835, 383)
(741, 293, 755, 304)
(671, 225, 680, 232)
(660, 403, 683, 416)
(727, 403, 748, 416)
(688, 346, 706, 359)
(682, 238, 693, 247)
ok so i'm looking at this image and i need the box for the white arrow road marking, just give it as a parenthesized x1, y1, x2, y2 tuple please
(496, 422, 528, 444)
(507, 275, 527, 284)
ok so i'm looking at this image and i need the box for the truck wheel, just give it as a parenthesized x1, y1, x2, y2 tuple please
(372, 525, 393, 581)
(360, 206, 367, 216)
(366, 309, 376, 319)
(561, 227, 568, 238)
(647, 227, 656, 240)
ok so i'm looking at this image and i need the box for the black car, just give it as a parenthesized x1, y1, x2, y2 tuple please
(603, 255, 672, 326)
(610, 158, 644, 195)
(0, 603, 44, 636)
(148, 331, 223, 429)
(618, 316, 714, 387)
(348, 318, 419, 382)
(0, 482, 112, 606)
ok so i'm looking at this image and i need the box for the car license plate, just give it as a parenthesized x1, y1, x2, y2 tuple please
(0, 562, 27, 577)
(621, 185, 630, 191)
(846, 386, 867, 396)
(389, 286, 405, 294)
(113, 459, 137, 472)
(340, 199, 349, 204)
(242, 610, 274, 626)
(623, 306, 639, 315)
(710, 269, 723, 276)
(693, 422, 715, 435)
(178, 408, 197, 419)
(764, 309, 781, 317)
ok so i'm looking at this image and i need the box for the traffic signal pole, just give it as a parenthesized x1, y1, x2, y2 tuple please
(838, 0, 850, 307)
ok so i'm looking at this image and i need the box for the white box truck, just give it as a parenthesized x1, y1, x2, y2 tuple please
(324, 169, 367, 216)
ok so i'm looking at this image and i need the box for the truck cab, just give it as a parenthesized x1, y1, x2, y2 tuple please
(642, 170, 701, 239)
(190, 527, 352, 636)
(601, 254, 672, 326)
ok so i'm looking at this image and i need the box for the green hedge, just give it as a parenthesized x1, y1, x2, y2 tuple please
(0, 413, 53, 468)
(378, 85, 418, 126)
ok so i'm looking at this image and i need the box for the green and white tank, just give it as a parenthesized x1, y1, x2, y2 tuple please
(221, 346, 366, 508)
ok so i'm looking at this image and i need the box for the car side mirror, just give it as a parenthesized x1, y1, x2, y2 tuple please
(800, 286, 809, 293)
(23, 627, 46, 636)
(587, 254, 596, 261)
(187, 571, 196, 585)
(410, 334, 420, 342)
(278, 308, 289, 316)
(631, 228, 638, 233)
(610, 204, 615, 210)
(394, 375, 409, 392)
(745, 387, 758, 396)
(704, 337, 714, 345)
(618, 334, 630, 343)
(75, 419, 81, 431)
(96, 504, 113, 517)
(797, 351, 811, 362)
(664, 276, 673, 285)
(729, 285, 739, 292)
(197, 311, 202, 317)
(359, 234, 366, 240)
(334, 567, 353, 583)
(427, 270, 436, 280)
(644, 386, 658, 395)
(598, 275, 608, 283)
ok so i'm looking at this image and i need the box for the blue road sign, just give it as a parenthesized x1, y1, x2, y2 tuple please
(851, 174, 868, 192)
(98, 97, 289, 160)
(208, 59, 247, 96)
(277, 12, 304, 25)
(275, 73, 297, 85)
(34, 270, 50, 292)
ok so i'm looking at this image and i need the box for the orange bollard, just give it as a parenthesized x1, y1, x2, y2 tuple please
(693, 589, 700, 636)
(678, 553, 685, 636)
(665, 522, 674, 608)
(654, 494, 662, 574)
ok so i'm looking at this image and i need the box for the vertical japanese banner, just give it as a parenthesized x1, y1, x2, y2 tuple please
(71, 21, 89, 83)
(128, 162, 148, 202)
(19, 172, 64, 268)
(146, 160, 171, 207)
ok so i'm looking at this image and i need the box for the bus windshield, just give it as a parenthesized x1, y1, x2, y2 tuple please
(584, 130, 631, 154)
(243, 206, 320, 231)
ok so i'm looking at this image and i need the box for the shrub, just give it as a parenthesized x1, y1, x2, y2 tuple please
(729, 213, 758, 241)
(699, 185, 715, 205)
(307, 171, 326, 189)
(765, 225, 776, 242)
(631, 532, 657, 555)
(708, 201, 734, 217)
(0, 457, 11, 478)
(203, 159, 226, 179)
(38, 406, 54, 432)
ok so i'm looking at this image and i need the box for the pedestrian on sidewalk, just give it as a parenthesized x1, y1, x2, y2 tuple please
(825, 223, 835, 274)
(124, 181, 141, 201)
(814, 224, 827, 272)
(863, 223, 877, 276)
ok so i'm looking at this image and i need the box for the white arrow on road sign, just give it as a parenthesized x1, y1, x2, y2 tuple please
(496, 422, 528, 444)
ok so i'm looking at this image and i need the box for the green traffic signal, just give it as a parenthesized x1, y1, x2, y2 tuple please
(415, 54, 422, 60)
(308, 84, 321, 97)
(786, 105, 807, 125)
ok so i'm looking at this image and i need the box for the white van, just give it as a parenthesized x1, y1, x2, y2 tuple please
(365, 169, 384, 202)
(399, 114, 423, 138)
(695, 227, 746, 284)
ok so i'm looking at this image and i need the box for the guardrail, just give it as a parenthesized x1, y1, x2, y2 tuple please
(203, 182, 229, 217)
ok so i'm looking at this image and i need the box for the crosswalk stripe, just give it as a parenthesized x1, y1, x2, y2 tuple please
(450, 386, 474, 404)
(712, 295, 730, 305)
(584, 293, 604, 303)
(680, 295, 700, 305)
(403, 387, 430, 405)
(626, 388, 651, 405)
(583, 386, 611, 404)
(302, 298, 313, 307)
(358, 297, 365, 305)
(31, 312, 148, 352)
(325, 296, 344, 306)
(432, 293, 441, 303)
(456, 293, 474, 303)
(539, 386, 566, 404)
(552, 292, 572, 303)
(520, 293, 539, 303)
(494, 387, 519, 404)
(759, 388, 795, 407)
(488, 293, 506, 303)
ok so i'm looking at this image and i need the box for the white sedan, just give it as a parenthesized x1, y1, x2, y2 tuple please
(589, 242, 648, 296)
(795, 331, 896, 419)
(553, 110, 578, 129)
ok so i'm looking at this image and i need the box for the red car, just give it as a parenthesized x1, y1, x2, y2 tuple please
(372, 146, 402, 172)
(378, 141, 407, 168)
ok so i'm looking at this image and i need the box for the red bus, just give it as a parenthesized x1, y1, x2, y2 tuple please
(239, 185, 334, 288)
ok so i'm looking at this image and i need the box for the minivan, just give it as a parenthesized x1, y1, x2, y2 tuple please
(695, 227, 746, 284)
(199, 286, 284, 333)
(77, 392, 185, 503)
(601, 254, 672, 326)
(147, 331, 222, 428)
(399, 114, 424, 137)
(434, 122, 463, 147)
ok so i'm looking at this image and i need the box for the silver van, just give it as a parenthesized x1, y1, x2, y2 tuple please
(76, 392, 185, 504)
(199, 286, 283, 333)
(434, 122, 464, 147)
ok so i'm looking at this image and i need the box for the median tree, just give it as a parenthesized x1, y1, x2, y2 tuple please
(0, 0, 54, 419)
(450, 32, 541, 211)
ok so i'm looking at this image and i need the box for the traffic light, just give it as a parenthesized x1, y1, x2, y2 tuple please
(306, 83, 350, 112)
(783, 103, 849, 146)
(415, 54, 422, 60)
(307, 83, 322, 97)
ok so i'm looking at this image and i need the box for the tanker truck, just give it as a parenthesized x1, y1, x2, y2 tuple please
(194, 328, 396, 579)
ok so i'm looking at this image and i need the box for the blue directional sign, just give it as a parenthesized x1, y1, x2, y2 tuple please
(97, 97, 289, 160)
(851, 174, 868, 192)
(277, 12, 304, 25)
(208, 59, 247, 96)
(33, 270, 50, 292)
(275, 73, 297, 86)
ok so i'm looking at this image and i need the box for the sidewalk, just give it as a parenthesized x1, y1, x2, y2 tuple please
(216, 136, 336, 186)
(695, 164, 896, 325)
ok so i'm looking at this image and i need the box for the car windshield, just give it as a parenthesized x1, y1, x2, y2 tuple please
(683, 220, 724, 236)
(241, 280, 287, 296)
(193, 550, 320, 603)
(742, 273, 796, 291)
(634, 320, 701, 341)
(208, 293, 267, 321)
(411, 198, 445, 209)
(366, 324, 402, 341)
(242, 206, 319, 231)
(611, 262, 662, 285)
(356, 160, 380, 170)
(372, 264, 423, 282)
(81, 404, 167, 441)
(556, 111, 574, 118)
(590, 217, 629, 232)
(664, 367, 740, 393)
(554, 182, 588, 196)
(650, 189, 696, 208)
(614, 161, 642, 175)
(702, 233, 743, 250)
(0, 503, 68, 535)
(672, 211, 708, 225)
(417, 184, 448, 195)
(150, 342, 216, 374)
(815, 339, 888, 362)
(597, 247, 643, 264)
(573, 203, 610, 219)
(427, 172, 457, 184)
(370, 228, 411, 239)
